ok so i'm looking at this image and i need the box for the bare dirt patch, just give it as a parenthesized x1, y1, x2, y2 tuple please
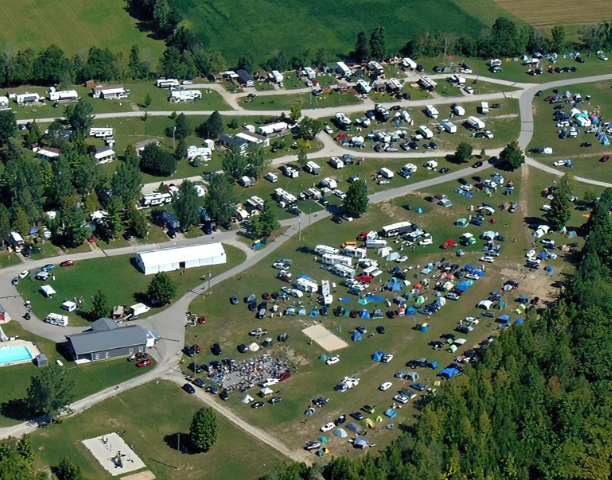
(302, 325, 348, 351)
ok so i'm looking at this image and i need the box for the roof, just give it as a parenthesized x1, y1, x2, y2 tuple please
(134, 138, 160, 150)
(38, 147, 61, 157)
(220, 134, 249, 148)
(93, 84, 124, 92)
(68, 324, 148, 355)
(236, 69, 254, 82)
(92, 317, 117, 331)
(137, 243, 225, 268)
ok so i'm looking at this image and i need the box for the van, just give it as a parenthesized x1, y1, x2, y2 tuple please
(130, 303, 151, 316)
(342, 241, 357, 248)
(45, 313, 69, 327)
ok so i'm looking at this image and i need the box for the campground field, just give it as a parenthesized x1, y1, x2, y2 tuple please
(495, 0, 612, 26)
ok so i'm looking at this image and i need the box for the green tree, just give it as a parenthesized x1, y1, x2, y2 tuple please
(455, 142, 473, 163)
(174, 136, 187, 160)
(140, 143, 177, 176)
(197, 111, 224, 139)
(229, 118, 240, 130)
(127, 205, 148, 238)
(104, 197, 124, 240)
(61, 195, 89, 248)
(111, 152, 142, 206)
(128, 45, 145, 80)
(355, 31, 370, 63)
(173, 113, 193, 139)
(26, 365, 75, 420)
(205, 173, 236, 224)
(221, 145, 249, 180)
(499, 141, 525, 170)
(289, 104, 302, 122)
(13, 207, 30, 237)
(147, 272, 177, 305)
(174, 180, 200, 231)
(0, 205, 11, 242)
(369, 26, 386, 60)
(245, 145, 271, 180)
(189, 407, 219, 452)
(551, 25, 566, 51)
(144, 92, 152, 108)
(84, 191, 101, 215)
(16, 434, 34, 467)
(91, 289, 108, 319)
(208, 51, 227, 73)
(0, 110, 17, 149)
(25, 121, 42, 148)
(64, 100, 94, 143)
(296, 117, 323, 141)
(50, 156, 76, 206)
(56, 455, 86, 480)
(297, 148, 308, 168)
(548, 178, 571, 231)
(344, 180, 369, 217)
(249, 200, 279, 238)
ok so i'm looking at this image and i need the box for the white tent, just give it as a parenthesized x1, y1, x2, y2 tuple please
(477, 300, 493, 310)
(260, 387, 273, 396)
(249, 342, 260, 352)
(40, 285, 56, 298)
(242, 394, 254, 404)
(135, 243, 226, 275)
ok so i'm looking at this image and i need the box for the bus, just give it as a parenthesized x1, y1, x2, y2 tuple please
(381, 221, 413, 237)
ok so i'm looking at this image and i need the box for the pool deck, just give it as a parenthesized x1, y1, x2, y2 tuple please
(0, 340, 41, 367)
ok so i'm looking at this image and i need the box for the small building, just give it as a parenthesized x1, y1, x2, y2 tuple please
(94, 146, 115, 164)
(135, 243, 227, 275)
(0, 96, 9, 109)
(7, 231, 25, 251)
(236, 70, 254, 87)
(91, 85, 128, 100)
(15, 92, 41, 105)
(134, 138, 160, 155)
(35, 353, 48, 367)
(220, 134, 250, 154)
(66, 318, 151, 362)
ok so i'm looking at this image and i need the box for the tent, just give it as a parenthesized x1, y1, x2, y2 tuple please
(319, 354, 329, 361)
(360, 310, 371, 319)
(405, 371, 419, 381)
(372, 309, 383, 319)
(249, 342, 260, 351)
(309, 309, 319, 317)
(260, 387, 274, 396)
(435, 297, 446, 307)
(455, 218, 468, 227)
(346, 422, 363, 433)
(367, 294, 384, 302)
(364, 418, 375, 429)
(416, 207, 423, 214)
(35, 354, 48, 367)
(497, 300, 506, 309)
(443, 281, 455, 291)
(386, 282, 403, 292)
(351, 331, 362, 342)
(334, 428, 347, 437)
(439, 367, 460, 379)
(405, 306, 416, 316)
(354, 438, 370, 449)
(478, 300, 493, 310)
(372, 351, 384, 362)
(305, 408, 315, 416)
(387, 252, 400, 261)
(40, 285, 56, 298)
(455, 281, 471, 292)
(384, 409, 398, 418)
(416, 296, 426, 305)
(238, 344, 247, 353)
(375, 415, 384, 423)
(242, 394, 254, 403)
(545, 266, 554, 276)
(447, 344, 458, 353)
(515, 318, 524, 324)
(498, 315, 511, 327)
(318, 436, 330, 443)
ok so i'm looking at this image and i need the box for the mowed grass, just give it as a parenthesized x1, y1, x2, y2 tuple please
(30, 380, 287, 480)
(16, 244, 246, 327)
(0, 0, 164, 57)
(171, 0, 488, 64)
(240, 91, 363, 111)
(495, 0, 612, 26)
(0, 322, 148, 427)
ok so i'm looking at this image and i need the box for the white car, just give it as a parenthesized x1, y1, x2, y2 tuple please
(553, 160, 566, 167)
(464, 86, 474, 94)
(261, 378, 279, 387)
(396, 256, 408, 263)
(324, 125, 333, 134)
(379, 381, 393, 391)
(326, 356, 340, 365)
(599, 54, 609, 61)
(320, 422, 335, 432)
(480, 256, 495, 263)
(382, 354, 394, 363)
(334, 190, 346, 200)
(419, 238, 433, 246)
(394, 394, 409, 404)
(272, 262, 287, 269)
(483, 130, 494, 139)
(341, 213, 353, 222)
(18, 270, 29, 279)
(465, 273, 480, 280)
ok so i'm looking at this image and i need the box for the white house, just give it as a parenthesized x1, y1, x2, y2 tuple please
(135, 243, 226, 275)
(92, 85, 128, 99)
(37, 146, 61, 161)
(94, 146, 115, 164)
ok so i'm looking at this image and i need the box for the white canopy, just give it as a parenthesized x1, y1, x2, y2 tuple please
(40, 285, 56, 298)
(249, 342, 260, 352)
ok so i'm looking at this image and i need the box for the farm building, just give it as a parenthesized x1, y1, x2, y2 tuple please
(66, 318, 155, 362)
(236, 70, 254, 87)
(91, 85, 129, 99)
(135, 243, 227, 275)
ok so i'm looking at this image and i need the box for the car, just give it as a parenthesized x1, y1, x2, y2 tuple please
(347, 175, 360, 184)
(505, 280, 519, 289)
(581, 142, 593, 148)
(334, 414, 347, 426)
(220, 389, 229, 401)
(250, 328, 268, 336)
(320, 422, 335, 432)
(356, 325, 367, 334)
(193, 378, 206, 388)
(480, 256, 495, 263)
(424, 195, 435, 203)
(269, 396, 283, 404)
(59, 260, 74, 267)
(192, 344, 202, 354)
(464, 86, 474, 94)
(11, 277, 18, 285)
(445, 292, 461, 301)
(362, 404, 375, 414)
(251, 401, 265, 409)
(18, 270, 29, 279)
(137, 359, 152, 368)
(341, 213, 353, 222)
(394, 394, 411, 404)
(439, 167, 450, 174)
(495, 235, 506, 242)
(324, 125, 333, 134)
(601, 155, 610, 163)
(305, 441, 322, 451)
(350, 411, 365, 420)
(326, 356, 340, 365)
(376, 325, 386, 334)
(472, 161, 483, 168)
(262, 378, 280, 387)
(441, 238, 455, 249)
(535, 90, 544, 97)
(211, 343, 222, 356)
(40, 264, 55, 272)
(230, 294, 239, 305)
(379, 381, 392, 391)
(331, 216, 342, 224)
(410, 382, 427, 391)
(382, 354, 394, 363)
(183, 383, 196, 394)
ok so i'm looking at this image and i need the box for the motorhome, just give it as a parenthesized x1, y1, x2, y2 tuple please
(45, 313, 69, 327)
(170, 90, 202, 102)
(156, 78, 180, 88)
(381, 221, 412, 237)
(141, 192, 173, 207)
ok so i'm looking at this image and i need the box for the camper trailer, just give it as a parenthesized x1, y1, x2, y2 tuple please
(381, 221, 412, 237)
(170, 90, 202, 102)
(441, 119, 457, 134)
(322, 254, 352, 266)
(305, 161, 322, 175)
(156, 79, 180, 88)
(418, 126, 434, 139)
(141, 192, 173, 207)
(315, 245, 340, 255)
(45, 313, 69, 327)
(48, 88, 79, 101)
(467, 116, 486, 130)
(425, 105, 439, 119)
(90, 127, 114, 138)
(380, 167, 394, 179)
(332, 264, 356, 278)
(480, 102, 489, 115)
(453, 105, 465, 116)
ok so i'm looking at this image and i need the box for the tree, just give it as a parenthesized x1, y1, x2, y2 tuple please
(128, 45, 145, 80)
(174, 136, 187, 160)
(354, 31, 370, 63)
(16, 434, 34, 467)
(13, 207, 30, 237)
(56, 455, 86, 480)
(0, 110, 17, 149)
(551, 25, 565, 51)
(174, 180, 200, 231)
(369, 26, 386, 60)
(111, 152, 142, 206)
(249, 200, 279, 238)
(0, 205, 11, 242)
(127, 205, 148, 238)
(172, 113, 193, 140)
(50, 156, 76, 206)
(344, 180, 369, 217)
(499, 141, 525, 170)
(61, 195, 89, 248)
(245, 145, 271, 180)
(296, 117, 323, 141)
(548, 174, 572, 231)
(26, 365, 75, 420)
(103, 196, 125, 240)
(189, 407, 219, 452)
(197, 111, 224, 139)
(455, 142, 473, 163)
(140, 143, 177, 176)
(91, 289, 108, 319)
(205, 173, 236, 223)
(64, 100, 94, 142)
(289, 104, 302, 122)
(221, 145, 249, 180)
(147, 272, 177, 305)
(297, 148, 308, 168)
(84, 191, 101, 215)
(25, 121, 42, 148)
(144, 92, 152, 108)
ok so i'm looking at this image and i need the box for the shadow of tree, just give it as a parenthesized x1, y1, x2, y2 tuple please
(1, 398, 32, 422)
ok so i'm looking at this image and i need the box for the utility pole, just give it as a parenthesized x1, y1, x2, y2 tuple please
(298, 216, 302, 241)
(208, 271, 212, 290)
(172, 126, 177, 150)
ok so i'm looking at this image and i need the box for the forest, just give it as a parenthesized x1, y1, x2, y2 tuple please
(260, 190, 612, 480)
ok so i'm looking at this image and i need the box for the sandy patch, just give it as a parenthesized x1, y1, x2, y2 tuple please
(82, 433, 146, 476)
(121, 471, 156, 480)
(302, 325, 348, 351)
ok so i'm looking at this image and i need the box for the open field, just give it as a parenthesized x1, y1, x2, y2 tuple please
(0, 0, 164, 57)
(495, 0, 612, 26)
(240, 91, 363, 111)
(16, 244, 246, 327)
(30, 380, 287, 480)
(171, 0, 488, 64)
(0, 321, 149, 427)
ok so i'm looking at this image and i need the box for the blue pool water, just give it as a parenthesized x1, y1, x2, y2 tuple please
(0, 346, 32, 365)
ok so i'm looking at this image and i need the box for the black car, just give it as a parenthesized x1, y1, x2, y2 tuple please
(222, 221, 232, 230)
(424, 195, 435, 202)
(183, 383, 196, 394)
(402, 203, 412, 210)
(458, 178, 468, 185)
(402, 92, 411, 100)
(440, 333, 455, 340)
(408, 141, 419, 150)
(350, 411, 365, 421)
(526, 261, 540, 269)
(376, 326, 386, 334)
(433, 65, 442, 72)
(439, 167, 450, 174)
(472, 161, 483, 168)
(230, 294, 238, 305)
(220, 389, 229, 401)
(251, 401, 265, 409)
(331, 216, 342, 224)
(429, 340, 445, 349)
(410, 382, 427, 391)
(193, 378, 206, 388)
(211, 343, 223, 356)
(22, 246, 31, 258)
(184, 347, 195, 357)
(576, 56, 585, 63)
(269, 396, 283, 404)
(580, 142, 593, 148)
(495, 235, 506, 242)
(334, 306, 345, 317)
(334, 414, 347, 426)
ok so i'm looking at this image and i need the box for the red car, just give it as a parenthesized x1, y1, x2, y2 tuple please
(198, 316, 206, 324)
(60, 260, 74, 267)
(356, 275, 373, 283)
(356, 232, 368, 241)
(441, 239, 455, 249)
(137, 359, 152, 368)
(600, 155, 610, 163)
(193, 344, 202, 354)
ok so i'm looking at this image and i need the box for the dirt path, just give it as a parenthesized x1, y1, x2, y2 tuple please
(163, 371, 312, 465)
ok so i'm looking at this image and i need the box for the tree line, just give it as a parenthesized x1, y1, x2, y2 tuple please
(258, 189, 612, 479)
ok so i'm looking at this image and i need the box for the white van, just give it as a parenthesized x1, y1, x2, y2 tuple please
(129, 303, 151, 316)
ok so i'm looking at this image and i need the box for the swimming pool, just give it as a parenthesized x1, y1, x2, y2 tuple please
(0, 345, 33, 365)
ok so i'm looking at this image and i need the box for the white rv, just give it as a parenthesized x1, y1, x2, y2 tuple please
(45, 313, 69, 327)
(467, 116, 486, 130)
(441, 119, 457, 134)
(90, 127, 114, 138)
(418, 126, 434, 139)
(156, 78, 180, 88)
(425, 105, 439, 119)
(315, 245, 340, 255)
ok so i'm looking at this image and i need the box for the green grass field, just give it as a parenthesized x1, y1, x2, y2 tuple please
(0, 0, 164, 57)
(240, 91, 362, 111)
(30, 380, 287, 480)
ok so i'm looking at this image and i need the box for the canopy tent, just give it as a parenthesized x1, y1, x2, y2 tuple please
(498, 315, 511, 326)
(242, 394, 254, 403)
(40, 285, 56, 298)
(260, 387, 274, 396)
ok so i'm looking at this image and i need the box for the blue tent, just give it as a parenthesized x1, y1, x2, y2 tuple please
(351, 331, 362, 342)
(455, 282, 471, 292)
(405, 306, 417, 316)
(515, 318, 524, 324)
(339, 298, 351, 303)
(367, 294, 384, 302)
(384, 408, 398, 418)
(498, 314, 511, 326)
(416, 207, 423, 214)
(474, 269, 485, 277)
(372, 351, 384, 362)
(309, 309, 319, 317)
(545, 266, 554, 276)
(439, 367, 460, 379)
(360, 310, 371, 319)
(386, 282, 403, 292)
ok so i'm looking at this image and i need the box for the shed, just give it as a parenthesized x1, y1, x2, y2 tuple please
(35, 353, 48, 367)
(136, 243, 226, 275)
(236, 70, 254, 87)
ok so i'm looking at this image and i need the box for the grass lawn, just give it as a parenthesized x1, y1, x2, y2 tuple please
(240, 91, 363, 111)
(494, 0, 612, 27)
(183, 166, 560, 458)
(16, 244, 246, 327)
(29, 242, 62, 261)
(0, 250, 23, 268)
(0, 0, 164, 57)
(30, 380, 287, 480)
(0, 322, 149, 427)
(528, 81, 612, 161)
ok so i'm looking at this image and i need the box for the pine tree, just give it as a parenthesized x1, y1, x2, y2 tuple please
(369, 27, 386, 60)
(355, 31, 370, 63)
(91, 289, 109, 319)
(147, 272, 177, 305)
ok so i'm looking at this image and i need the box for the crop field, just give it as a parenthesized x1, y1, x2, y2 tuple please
(495, 0, 612, 27)
(0, 0, 164, 57)
(171, 0, 488, 64)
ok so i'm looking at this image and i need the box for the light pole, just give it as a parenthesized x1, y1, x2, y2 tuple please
(298, 215, 301, 241)
(172, 126, 177, 150)
(208, 270, 212, 290)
